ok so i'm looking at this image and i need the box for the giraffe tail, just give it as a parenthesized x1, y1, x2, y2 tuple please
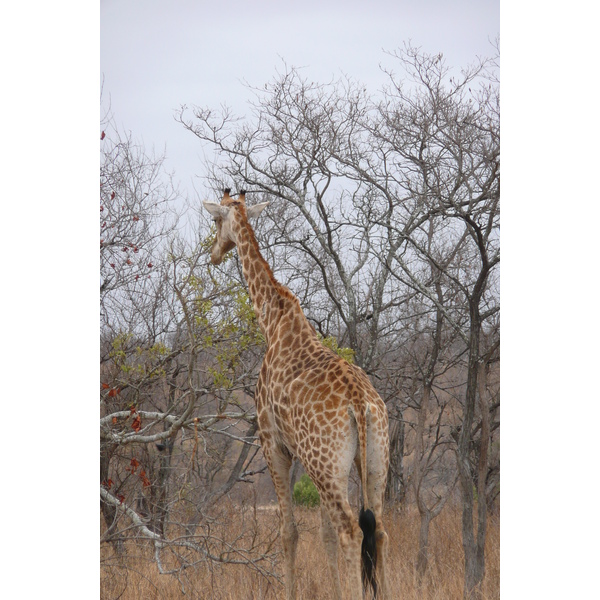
(359, 506, 378, 596)
(356, 402, 378, 596)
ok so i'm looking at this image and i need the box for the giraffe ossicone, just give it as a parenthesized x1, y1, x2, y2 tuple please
(203, 189, 391, 600)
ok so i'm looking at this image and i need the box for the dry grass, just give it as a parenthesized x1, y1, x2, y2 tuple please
(101, 505, 499, 599)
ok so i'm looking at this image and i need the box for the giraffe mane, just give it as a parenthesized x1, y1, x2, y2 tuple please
(234, 201, 298, 304)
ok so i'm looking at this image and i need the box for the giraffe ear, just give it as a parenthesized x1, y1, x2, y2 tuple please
(247, 202, 269, 220)
(203, 202, 230, 220)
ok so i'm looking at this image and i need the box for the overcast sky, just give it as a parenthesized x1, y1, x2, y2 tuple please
(101, 0, 499, 198)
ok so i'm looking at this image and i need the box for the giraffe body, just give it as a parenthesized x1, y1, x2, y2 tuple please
(204, 190, 390, 599)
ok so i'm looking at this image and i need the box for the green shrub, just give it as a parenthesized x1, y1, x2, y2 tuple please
(292, 474, 320, 508)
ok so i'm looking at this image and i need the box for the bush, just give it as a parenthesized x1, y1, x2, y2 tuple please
(292, 474, 320, 508)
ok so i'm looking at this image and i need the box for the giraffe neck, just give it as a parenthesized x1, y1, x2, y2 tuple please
(231, 210, 287, 339)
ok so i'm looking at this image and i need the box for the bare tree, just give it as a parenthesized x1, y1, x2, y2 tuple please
(411, 272, 458, 579)
(100, 112, 182, 552)
(375, 46, 499, 598)
(99, 118, 281, 591)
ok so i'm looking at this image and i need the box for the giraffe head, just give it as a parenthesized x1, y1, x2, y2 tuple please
(203, 189, 269, 265)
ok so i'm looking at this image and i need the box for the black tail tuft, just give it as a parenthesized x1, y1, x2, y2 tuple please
(359, 507, 378, 597)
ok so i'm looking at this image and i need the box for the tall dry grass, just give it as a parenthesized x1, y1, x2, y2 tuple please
(101, 505, 499, 599)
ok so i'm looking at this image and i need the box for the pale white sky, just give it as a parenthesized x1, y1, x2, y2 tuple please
(101, 0, 499, 197)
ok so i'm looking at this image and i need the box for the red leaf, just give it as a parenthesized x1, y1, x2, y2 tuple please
(102, 383, 110, 389)
(111, 192, 116, 200)
(132, 415, 142, 432)
(117, 494, 125, 504)
(147, 263, 153, 268)
(139, 470, 151, 488)
(112, 416, 118, 425)
(130, 458, 139, 472)
(108, 387, 120, 397)
(100, 131, 106, 140)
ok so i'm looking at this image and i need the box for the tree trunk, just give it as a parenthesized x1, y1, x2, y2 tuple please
(414, 279, 444, 579)
(386, 409, 405, 505)
(152, 437, 175, 536)
(464, 546, 486, 600)
(416, 511, 432, 578)
(100, 441, 124, 554)
(476, 362, 491, 585)
(185, 421, 259, 535)
(457, 301, 486, 600)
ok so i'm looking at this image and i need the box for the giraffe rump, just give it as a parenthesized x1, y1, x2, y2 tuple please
(359, 507, 378, 596)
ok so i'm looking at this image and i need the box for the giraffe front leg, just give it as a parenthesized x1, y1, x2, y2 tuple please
(281, 508, 299, 600)
(262, 442, 298, 600)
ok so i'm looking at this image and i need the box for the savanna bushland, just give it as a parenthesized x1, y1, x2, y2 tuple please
(101, 44, 499, 600)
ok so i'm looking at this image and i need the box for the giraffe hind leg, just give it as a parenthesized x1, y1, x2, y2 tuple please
(320, 504, 344, 600)
(366, 425, 390, 598)
(319, 492, 363, 600)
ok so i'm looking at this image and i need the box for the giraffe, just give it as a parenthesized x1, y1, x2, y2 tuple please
(203, 189, 391, 600)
